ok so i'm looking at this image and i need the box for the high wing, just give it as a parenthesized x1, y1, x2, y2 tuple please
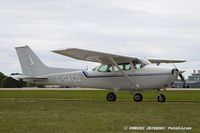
(52, 48, 186, 64)
(52, 48, 138, 64)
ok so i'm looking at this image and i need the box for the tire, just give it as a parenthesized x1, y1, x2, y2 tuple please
(106, 92, 117, 101)
(157, 94, 166, 102)
(134, 93, 143, 102)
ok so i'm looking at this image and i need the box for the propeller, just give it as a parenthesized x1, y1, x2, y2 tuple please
(178, 71, 186, 87)
(172, 63, 186, 87)
(178, 71, 185, 81)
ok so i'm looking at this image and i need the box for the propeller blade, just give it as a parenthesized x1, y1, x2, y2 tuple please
(179, 73, 187, 88)
(178, 71, 185, 75)
(179, 73, 185, 81)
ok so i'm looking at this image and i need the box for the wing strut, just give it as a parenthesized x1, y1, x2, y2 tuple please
(109, 57, 139, 89)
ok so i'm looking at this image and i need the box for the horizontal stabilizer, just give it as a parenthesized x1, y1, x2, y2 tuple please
(19, 76, 48, 81)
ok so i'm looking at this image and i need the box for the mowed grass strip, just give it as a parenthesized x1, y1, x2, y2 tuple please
(0, 90, 199, 133)
(0, 90, 199, 101)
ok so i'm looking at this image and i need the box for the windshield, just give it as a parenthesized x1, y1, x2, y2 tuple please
(132, 58, 150, 69)
(137, 57, 151, 65)
(98, 64, 112, 72)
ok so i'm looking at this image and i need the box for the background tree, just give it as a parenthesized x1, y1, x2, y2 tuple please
(1, 77, 27, 88)
(0, 72, 6, 83)
(0, 72, 45, 88)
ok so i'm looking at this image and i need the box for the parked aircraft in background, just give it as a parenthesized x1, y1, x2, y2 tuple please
(15, 46, 186, 102)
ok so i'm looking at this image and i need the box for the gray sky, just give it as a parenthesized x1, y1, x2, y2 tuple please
(0, 0, 200, 77)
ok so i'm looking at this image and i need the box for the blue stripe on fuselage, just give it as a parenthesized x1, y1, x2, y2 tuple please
(82, 71, 171, 78)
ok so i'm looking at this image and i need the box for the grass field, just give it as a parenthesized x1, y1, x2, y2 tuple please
(0, 90, 200, 133)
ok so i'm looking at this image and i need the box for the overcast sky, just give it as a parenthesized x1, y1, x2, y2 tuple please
(0, 0, 200, 77)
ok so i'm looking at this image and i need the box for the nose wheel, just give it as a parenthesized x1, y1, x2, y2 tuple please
(157, 93, 166, 102)
(106, 92, 117, 101)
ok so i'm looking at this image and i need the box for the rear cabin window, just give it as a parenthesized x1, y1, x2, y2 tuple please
(113, 62, 131, 71)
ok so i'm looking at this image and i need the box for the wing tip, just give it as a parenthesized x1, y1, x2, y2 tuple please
(15, 45, 29, 49)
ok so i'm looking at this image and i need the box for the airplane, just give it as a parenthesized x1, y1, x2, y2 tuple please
(15, 45, 186, 102)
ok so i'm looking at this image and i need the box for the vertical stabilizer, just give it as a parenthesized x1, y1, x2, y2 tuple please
(15, 46, 79, 76)
(15, 46, 50, 76)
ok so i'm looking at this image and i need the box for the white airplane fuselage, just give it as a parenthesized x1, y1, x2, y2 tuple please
(26, 65, 178, 91)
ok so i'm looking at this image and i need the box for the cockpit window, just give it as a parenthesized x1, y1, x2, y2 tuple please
(134, 64, 142, 69)
(132, 60, 146, 69)
(98, 64, 112, 72)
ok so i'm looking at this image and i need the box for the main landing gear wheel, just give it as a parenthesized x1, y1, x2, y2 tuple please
(106, 92, 117, 101)
(134, 93, 143, 102)
(157, 94, 166, 102)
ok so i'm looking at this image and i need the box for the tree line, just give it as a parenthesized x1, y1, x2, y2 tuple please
(0, 72, 35, 88)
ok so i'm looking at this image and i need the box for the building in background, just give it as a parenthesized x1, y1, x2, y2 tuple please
(175, 70, 200, 88)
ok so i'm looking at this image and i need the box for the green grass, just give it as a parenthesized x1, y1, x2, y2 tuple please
(0, 90, 199, 133)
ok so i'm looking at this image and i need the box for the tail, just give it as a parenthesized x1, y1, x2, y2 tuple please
(15, 45, 79, 76)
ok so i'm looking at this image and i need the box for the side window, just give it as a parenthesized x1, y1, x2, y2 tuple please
(98, 64, 112, 72)
(124, 63, 131, 70)
(108, 65, 112, 72)
(114, 66, 121, 72)
(98, 65, 108, 72)
(132, 60, 145, 69)
(135, 64, 142, 69)
(114, 62, 131, 71)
